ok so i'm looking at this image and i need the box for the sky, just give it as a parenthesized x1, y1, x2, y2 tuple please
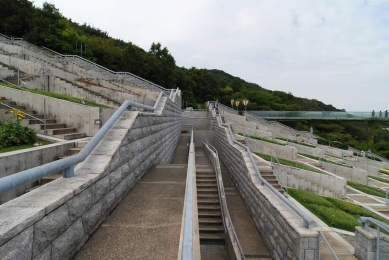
(33, 0, 389, 111)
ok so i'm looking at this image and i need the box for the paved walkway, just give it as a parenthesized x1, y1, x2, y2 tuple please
(74, 134, 189, 259)
(219, 156, 271, 259)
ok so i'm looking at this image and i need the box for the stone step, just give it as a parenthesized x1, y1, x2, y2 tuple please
(47, 128, 76, 135)
(196, 181, 217, 186)
(28, 119, 56, 124)
(68, 147, 82, 155)
(0, 104, 25, 110)
(197, 193, 219, 198)
(197, 184, 217, 188)
(198, 199, 220, 205)
(76, 140, 89, 148)
(25, 114, 45, 119)
(257, 166, 273, 172)
(55, 132, 86, 140)
(39, 123, 66, 130)
(197, 175, 215, 179)
(197, 188, 218, 194)
(199, 225, 224, 233)
(198, 205, 221, 211)
(199, 233, 225, 245)
(199, 217, 223, 224)
(198, 211, 222, 217)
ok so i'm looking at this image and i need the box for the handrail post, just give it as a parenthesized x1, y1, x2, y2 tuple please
(318, 232, 321, 260)
(44, 98, 47, 134)
(377, 227, 380, 260)
(63, 165, 74, 178)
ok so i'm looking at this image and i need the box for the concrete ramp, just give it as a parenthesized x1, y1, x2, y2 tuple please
(74, 135, 189, 259)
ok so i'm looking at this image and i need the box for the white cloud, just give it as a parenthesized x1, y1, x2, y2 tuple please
(32, 0, 389, 111)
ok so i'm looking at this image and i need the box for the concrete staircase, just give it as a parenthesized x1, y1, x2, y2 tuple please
(235, 137, 285, 195)
(0, 97, 86, 140)
(196, 147, 228, 259)
(298, 154, 324, 170)
(197, 166, 225, 245)
(54, 77, 121, 108)
(0, 61, 37, 85)
(256, 163, 285, 194)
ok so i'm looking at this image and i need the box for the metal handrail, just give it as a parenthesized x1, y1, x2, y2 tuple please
(39, 46, 170, 92)
(0, 101, 44, 123)
(217, 103, 239, 115)
(244, 111, 271, 125)
(318, 230, 339, 260)
(203, 140, 245, 259)
(0, 91, 166, 195)
(0, 34, 170, 93)
(210, 108, 315, 228)
(0, 78, 28, 92)
(359, 217, 389, 260)
(181, 128, 195, 259)
(270, 151, 290, 194)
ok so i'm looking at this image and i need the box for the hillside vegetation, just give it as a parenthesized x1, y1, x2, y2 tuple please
(1, 0, 336, 111)
(1, 0, 388, 158)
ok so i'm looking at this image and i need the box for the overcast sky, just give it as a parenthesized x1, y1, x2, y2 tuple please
(33, 0, 389, 111)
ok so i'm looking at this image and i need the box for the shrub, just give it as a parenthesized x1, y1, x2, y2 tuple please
(288, 189, 333, 207)
(0, 109, 37, 148)
(308, 204, 360, 231)
(379, 168, 389, 175)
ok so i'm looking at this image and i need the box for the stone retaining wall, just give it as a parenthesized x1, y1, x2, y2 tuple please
(320, 161, 368, 185)
(214, 119, 319, 259)
(247, 137, 297, 161)
(355, 226, 389, 260)
(275, 165, 346, 198)
(0, 91, 182, 259)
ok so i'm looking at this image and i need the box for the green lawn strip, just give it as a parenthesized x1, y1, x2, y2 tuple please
(254, 152, 323, 174)
(347, 181, 386, 198)
(369, 176, 389, 184)
(0, 139, 52, 153)
(275, 137, 316, 148)
(238, 132, 284, 146)
(288, 188, 388, 232)
(298, 153, 352, 168)
(0, 82, 111, 108)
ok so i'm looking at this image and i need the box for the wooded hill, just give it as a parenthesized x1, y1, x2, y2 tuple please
(0, 0, 337, 111)
(1, 0, 388, 158)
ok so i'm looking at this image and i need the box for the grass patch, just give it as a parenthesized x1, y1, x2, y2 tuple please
(276, 137, 316, 148)
(238, 132, 284, 146)
(298, 153, 352, 168)
(255, 152, 323, 174)
(0, 82, 111, 108)
(347, 181, 386, 198)
(369, 176, 389, 184)
(0, 139, 52, 153)
(288, 188, 388, 232)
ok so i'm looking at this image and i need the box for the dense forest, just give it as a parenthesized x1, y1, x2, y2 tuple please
(1, 0, 388, 158)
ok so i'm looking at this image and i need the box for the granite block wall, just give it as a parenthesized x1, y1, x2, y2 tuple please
(213, 119, 320, 260)
(0, 91, 182, 259)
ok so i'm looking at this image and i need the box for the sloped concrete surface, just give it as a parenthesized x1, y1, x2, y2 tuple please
(74, 165, 187, 260)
